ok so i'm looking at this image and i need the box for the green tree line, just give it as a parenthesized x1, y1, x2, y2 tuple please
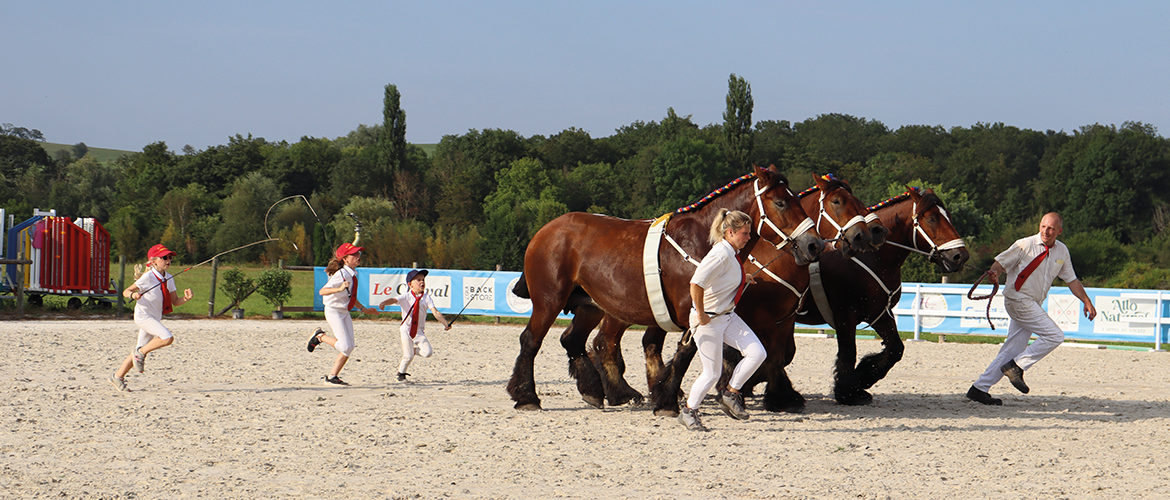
(3, 79, 1168, 288)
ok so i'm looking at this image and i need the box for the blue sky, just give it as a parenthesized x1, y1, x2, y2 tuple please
(4, 1, 1169, 152)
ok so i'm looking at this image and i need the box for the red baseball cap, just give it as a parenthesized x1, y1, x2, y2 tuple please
(147, 244, 176, 259)
(334, 242, 364, 259)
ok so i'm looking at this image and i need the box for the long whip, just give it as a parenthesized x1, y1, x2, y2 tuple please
(134, 238, 294, 296)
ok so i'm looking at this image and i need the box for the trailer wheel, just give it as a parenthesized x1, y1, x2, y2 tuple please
(68, 297, 82, 310)
(27, 294, 43, 308)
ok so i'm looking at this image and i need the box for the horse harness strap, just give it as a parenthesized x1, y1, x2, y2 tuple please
(850, 256, 902, 325)
(806, 262, 836, 330)
(746, 254, 804, 298)
(642, 214, 686, 332)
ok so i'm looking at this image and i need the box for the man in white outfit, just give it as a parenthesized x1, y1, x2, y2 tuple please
(967, 213, 1097, 405)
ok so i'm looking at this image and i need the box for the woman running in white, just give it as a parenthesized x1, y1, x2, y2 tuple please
(678, 209, 767, 431)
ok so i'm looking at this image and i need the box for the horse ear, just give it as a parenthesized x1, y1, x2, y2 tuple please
(766, 164, 781, 173)
(906, 186, 922, 201)
(813, 172, 827, 189)
(754, 163, 768, 179)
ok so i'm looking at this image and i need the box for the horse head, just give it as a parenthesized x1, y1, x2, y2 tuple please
(810, 173, 883, 258)
(906, 187, 970, 273)
(752, 165, 824, 266)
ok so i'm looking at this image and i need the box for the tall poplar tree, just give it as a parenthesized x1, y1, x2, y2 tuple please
(378, 83, 407, 198)
(723, 73, 754, 170)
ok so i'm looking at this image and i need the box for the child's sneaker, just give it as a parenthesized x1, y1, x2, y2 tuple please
(396, 372, 410, 383)
(108, 373, 130, 392)
(307, 328, 324, 352)
(132, 347, 146, 373)
(324, 375, 349, 386)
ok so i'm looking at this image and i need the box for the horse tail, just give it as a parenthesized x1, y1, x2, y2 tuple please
(512, 272, 531, 299)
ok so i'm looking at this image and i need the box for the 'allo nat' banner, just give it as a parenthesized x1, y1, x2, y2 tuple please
(883, 283, 1170, 345)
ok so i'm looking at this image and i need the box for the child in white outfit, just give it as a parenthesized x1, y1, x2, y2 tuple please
(380, 269, 451, 382)
(109, 243, 194, 392)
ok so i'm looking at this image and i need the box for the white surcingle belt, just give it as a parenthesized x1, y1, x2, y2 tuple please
(642, 214, 689, 332)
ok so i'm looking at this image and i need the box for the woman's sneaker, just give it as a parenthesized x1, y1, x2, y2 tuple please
(678, 406, 708, 431)
(108, 373, 130, 392)
(719, 389, 750, 420)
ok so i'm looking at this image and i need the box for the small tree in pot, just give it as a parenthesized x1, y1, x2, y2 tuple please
(220, 269, 254, 319)
(256, 268, 293, 319)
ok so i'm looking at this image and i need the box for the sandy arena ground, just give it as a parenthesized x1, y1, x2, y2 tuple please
(2, 318, 1168, 499)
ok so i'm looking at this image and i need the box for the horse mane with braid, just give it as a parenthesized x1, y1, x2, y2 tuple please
(675, 170, 788, 214)
(795, 173, 854, 199)
(867, 187, 946, 216)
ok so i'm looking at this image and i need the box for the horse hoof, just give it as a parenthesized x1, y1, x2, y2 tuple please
(835, 389, 873, 406)
(654, 408, 680, 418)
(514, 402, 542, 411)
(582, 395, 605, 409)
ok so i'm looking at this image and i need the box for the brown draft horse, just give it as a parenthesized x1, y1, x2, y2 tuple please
(777, 187, 970, 405)
(506, 165, 824, 410)
(587, 174, 883, 414)
(643, 175, 883, 415)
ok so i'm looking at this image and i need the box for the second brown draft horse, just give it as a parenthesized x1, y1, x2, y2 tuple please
(507, 165, 824, 410)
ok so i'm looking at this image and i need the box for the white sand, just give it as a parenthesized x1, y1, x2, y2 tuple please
(2, 318, 1168, 499)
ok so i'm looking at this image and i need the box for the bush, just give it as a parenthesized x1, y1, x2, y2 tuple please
(255, 268, 293, 310)
(219, 268, 255, 309)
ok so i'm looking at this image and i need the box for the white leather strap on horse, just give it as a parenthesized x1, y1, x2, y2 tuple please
(746, 253, 803, 298)
(807, 262, 836, 329)
(850, 256, 902, 325)
(643, 213, 686, 332)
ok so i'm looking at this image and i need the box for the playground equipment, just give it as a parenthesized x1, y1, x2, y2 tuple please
(1, 208, 118, 310)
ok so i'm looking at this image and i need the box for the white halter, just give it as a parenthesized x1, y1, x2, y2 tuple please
(754, 179, 815, 250)
(815, 188, 867, 248)
(911, 200, 967, 257)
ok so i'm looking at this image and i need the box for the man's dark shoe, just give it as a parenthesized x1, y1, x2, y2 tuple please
(1000, 360, 1030, 394)
(966, 385, 1002, 405)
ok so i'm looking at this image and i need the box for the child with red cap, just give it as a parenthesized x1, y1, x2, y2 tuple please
(307, 243, 379, 385)
(109, 244, 194, 392)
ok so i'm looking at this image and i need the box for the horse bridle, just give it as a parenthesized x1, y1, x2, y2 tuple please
(910, 200, 967, 261)
(814, 188, 870, 250)
(753, 178, 815, 251)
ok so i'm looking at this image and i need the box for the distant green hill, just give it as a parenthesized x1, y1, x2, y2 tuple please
(38, 142, 133, 164)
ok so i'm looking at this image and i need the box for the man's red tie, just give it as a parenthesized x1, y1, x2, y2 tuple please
(733, 254, 747, 305)
(346, 274, 359, 310)
(1014, 244, 1051, 291)
(409, 292, 423, 338)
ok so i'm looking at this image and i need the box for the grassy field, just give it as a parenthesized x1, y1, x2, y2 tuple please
(38, 142, 133, 164)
